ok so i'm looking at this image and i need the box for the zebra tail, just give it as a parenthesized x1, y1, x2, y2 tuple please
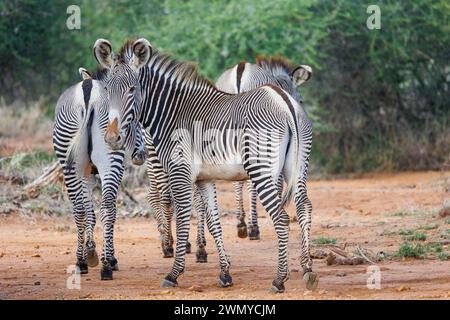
(280, 113, 301, 209)
(65, 84, 94, 174)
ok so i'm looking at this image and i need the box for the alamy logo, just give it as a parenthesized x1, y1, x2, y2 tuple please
(366, 5, 381, 30)
(66, 5, 81, 30)
(366, 265, 381, 289)
(66, 265, 81, 290)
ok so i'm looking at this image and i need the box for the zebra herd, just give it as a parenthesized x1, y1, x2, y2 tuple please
(53, 37, 316, 293)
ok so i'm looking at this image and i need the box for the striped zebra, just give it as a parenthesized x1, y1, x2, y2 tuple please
(53, 67, 145, 280)
(215, 57, 312, 241)
(94, 38, 318, 293)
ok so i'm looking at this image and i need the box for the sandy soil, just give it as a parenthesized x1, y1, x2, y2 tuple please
(0, 171, 449, 300)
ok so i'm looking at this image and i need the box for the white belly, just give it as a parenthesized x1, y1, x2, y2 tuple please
(196, 163, 248, 181)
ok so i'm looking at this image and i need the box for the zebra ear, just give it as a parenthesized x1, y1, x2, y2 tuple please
(93, 39, 113, 69)
(291, 65, 312, 86)
(78, 67, 91, 80)
(131, 38, 152, 70)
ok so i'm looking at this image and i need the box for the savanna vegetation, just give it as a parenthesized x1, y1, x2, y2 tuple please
(1, 0, 449, 174)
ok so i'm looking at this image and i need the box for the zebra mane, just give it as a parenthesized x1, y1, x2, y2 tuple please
(255, 55, 294, 78)
(118, 38, 215, 88)
(91, 68, 109, 82)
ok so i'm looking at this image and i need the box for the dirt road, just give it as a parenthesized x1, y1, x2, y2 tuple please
(0, 171, 449, 299)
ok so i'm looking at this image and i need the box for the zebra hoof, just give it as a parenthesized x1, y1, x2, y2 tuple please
(303, 272, 319, 291)
(110, 257, 119, 271)
(76, 261, 88, 274)
(87, 248, 99, 267)
(248, 226, 260, 240)
(162, 247, 174, 258)
(161, 277, 178, 288)
(196, 248, 208, 263)
(268, 280, 285, 294)
(218, 273, 233, 287)
(186, 241, 192, 254)
(100, 265, 113, 280)
(237, 222, 248, 238)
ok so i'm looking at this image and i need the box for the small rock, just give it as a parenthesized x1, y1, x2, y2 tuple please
(34, 281, 40, 286)
(188, 285, 203, 292)
(336, 271, 346, 277)
(131, 242, 136, 245)
(85, 278, 91, 281)
(291, 269, 299, 273)
(396, 286, 410, 292)
(31, 254, 41, 258)
(0, 252, 4, 258)
(318, 290, 327, 295)
(60, 251, 70, 255)
(303, 290, 312, 296)
(34, 245, 40, 249)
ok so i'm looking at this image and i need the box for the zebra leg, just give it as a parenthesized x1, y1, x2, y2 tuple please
(247, 181, 260, 240)
(98, 167, 123, 280)
(65, 171, 88, 274)
(198, 182, 232, 287)
(83, 174, 99, 268)
(233, 181, 248, 238)
(253, 178, 290, 293)
(146, 181, 173, 258)
(193, 186, 207, 263)
(296, 182, 318, 291)
(161, 199, 175, 258)
(161, 172, 193, 287)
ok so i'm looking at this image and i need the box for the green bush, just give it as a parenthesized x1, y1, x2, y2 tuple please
(1, 0, 449, 173)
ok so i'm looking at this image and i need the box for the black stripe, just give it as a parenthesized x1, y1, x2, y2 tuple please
(266, 84, 297, 125)
(86, 108, 95, 161)
(236, 62, 246, 94)
(82, 79, 93, 110)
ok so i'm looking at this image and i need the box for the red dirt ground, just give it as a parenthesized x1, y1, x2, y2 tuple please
(0, 171, 449, 299)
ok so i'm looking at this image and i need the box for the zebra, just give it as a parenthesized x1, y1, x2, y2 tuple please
(150, 57, 312, 259)
(215, 57, 312, 241)
(94, 38, 318, 293)
(52, 66, 146, 280)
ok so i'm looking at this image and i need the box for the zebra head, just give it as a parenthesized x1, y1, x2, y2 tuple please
(256, 56, 312, 106)
(93, 38, 152, 150)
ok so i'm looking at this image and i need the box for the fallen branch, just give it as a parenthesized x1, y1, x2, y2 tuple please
(326, 252, 365, 266)
(23, 161, 64, 198)
(356, 245, 376, 265)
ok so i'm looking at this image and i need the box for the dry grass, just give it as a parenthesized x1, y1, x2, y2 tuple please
(0, 100, 53, 157)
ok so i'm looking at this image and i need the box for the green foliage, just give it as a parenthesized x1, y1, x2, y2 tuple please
(0, 0, 449, 173)
(396, 243, 426, 258)
(398, 229, 413, 236)
(312, 237, 337, 245)
(0, 151, 55, 171)
(404, 232, 426, 241)
(438, 252, 449, 261)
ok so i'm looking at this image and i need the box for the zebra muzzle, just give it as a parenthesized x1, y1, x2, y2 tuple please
(105, 117, 124, 150)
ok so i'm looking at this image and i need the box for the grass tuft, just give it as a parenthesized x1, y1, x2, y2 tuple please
(312, 237, 337, 245)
